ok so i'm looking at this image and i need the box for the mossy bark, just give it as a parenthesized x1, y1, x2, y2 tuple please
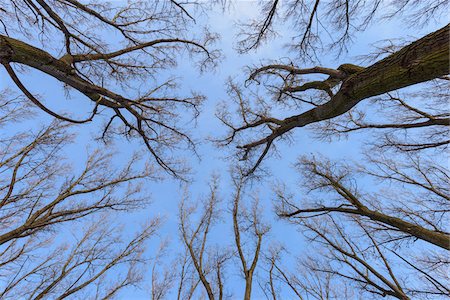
(0, 35, 119, 107)
(279, 24, 449, 132)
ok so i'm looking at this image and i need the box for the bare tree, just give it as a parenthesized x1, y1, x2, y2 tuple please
(232, 176, 270, 300)
(1, 215, 162, 300)
(0, 122, 154, 246)
(150, 241, 177, 300)
(176, 175, 271, 299)
(178, 177, 227, 300)
(1, 2, 448, 299)
(261, 214, 448, 299)
(0, 0, 219, 177)
(0, 93, 162, 299)
(263, 244, 354, 299)
(276, 154, 449, 249)
(219, 23, 449, 174)
(308, 216, 448, 299)
(302, 217, 410, 299)
(221, 5, 450, 293)
(269, 149, 449, 298)
(217, 1, 449, 175)
(236, 0, 449, 56)
(175, 249, 202, 300)
(226, 8, 449, 293)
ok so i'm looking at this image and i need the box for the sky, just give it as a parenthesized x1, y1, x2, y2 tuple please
(0, 1, 447, 299)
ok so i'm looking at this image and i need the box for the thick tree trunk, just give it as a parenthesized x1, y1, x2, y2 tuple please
(279, 24, 450, 134)
(244, 276, 253, 300)
(0, 35, 119, 107)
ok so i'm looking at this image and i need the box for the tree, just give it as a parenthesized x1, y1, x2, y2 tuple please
(270, 151, 449, 298)
(232, 176, 270, 300)
(0, 92, 162, 299)
(216, 1, 449, 299)
(176, 176, 269, 299)
(277, 154, 449, 250)
(220, 24, 449, 173)
(287, 217, 413, 299)
(0, 0, 219, 177)
(2, 217, 161, 300)
(178, 177, 226, 300)
(236, 0, 449, 56)
(1, 1, 448, 299)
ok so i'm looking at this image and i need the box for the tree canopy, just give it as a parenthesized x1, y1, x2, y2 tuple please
(0, 0, 448, 299)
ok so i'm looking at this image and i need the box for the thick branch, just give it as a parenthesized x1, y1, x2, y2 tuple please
(249, 65, 346, 81)
(70, 38, 209, 62)
(0, 35, 120, 107)
(240, 24, 450, 172)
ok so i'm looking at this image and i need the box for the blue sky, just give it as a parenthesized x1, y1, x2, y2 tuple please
(0, 1, 447, 299)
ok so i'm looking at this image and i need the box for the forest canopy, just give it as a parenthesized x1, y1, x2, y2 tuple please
(0, 0, 449, 299)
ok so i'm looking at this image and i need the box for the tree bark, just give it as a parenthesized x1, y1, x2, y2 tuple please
(364, 208, 450, 250)
(0, 35, 120, 107)
(286, 206, 449, 250)
(254, 24, 450, 141)
(284, 23, 449, 130)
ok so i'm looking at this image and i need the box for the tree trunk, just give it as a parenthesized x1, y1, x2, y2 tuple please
(244, 276, 253, 300)
(280, 24, 450, 133)
(0, 35, 118, 107)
